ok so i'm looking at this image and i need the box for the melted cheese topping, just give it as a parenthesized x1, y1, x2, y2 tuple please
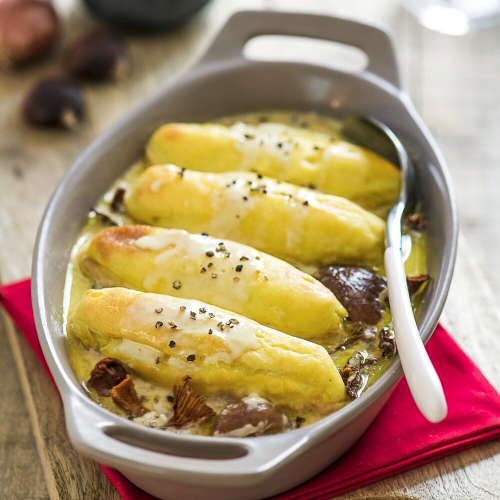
(135, 229, 264, 303)
(229, 122, 296, 168)
(121, 293, 261, 365)
(114, 339, 164, 365)
(242, 393, 270, 409)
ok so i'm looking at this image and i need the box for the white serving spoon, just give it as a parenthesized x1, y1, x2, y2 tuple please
(348, 116, 447, 423)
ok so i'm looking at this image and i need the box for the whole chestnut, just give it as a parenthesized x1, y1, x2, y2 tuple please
(0, 0, 59, 68)
(23, 79, 84, 129)
(64, 28, 128, 82)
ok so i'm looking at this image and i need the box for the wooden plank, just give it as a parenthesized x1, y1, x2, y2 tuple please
(0, 311, 50, 500)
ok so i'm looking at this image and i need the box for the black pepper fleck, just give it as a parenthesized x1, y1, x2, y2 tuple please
(155, 321, 163, 329)
(207, 262, 213, 268)
(201, 232, 209, 236)
(303, 200, 309, 206)
(199, 307, 206, 314)
(208, 329, 213, 335)
(187, 354, 196, 362)
(169, 340, 176, 348)
(167, 395, 174, 403)
(155, 356, 160, 364)
(155, 307, 163, 313)
(200, 267, 207, 273)
(173, 281, 181, 290)
(179, 306, 186, 311)
(240, 256, 249, 261)
(242, 196, 248, 201)
(235, 264, 243, 272)
(190, 311, 197, 320)
(206, 250, 214, 257)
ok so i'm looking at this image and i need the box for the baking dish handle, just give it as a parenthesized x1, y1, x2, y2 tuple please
(66, 395, 309, 485)
(198, 10, 401, 89)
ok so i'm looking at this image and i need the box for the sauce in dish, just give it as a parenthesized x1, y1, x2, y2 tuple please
(64, 111, 429, 437)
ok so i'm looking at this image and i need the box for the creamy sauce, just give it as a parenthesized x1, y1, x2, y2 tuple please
(64, 110, 428, 436)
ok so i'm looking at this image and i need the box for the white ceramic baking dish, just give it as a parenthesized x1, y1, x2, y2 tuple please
(32, 10, 458, 500)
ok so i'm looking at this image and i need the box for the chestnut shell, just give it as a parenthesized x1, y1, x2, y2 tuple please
(64, 28, 128, 81)
(0, 0, 59, 67)
(23, 79, 84, 129)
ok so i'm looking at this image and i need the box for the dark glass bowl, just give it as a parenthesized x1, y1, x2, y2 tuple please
(82, 0, 210, 30)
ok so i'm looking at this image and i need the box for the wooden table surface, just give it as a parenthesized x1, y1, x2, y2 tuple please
(1, 0, 499, 498)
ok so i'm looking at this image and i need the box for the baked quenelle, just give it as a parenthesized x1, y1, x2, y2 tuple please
(68, 287, 346, 411)
(64, 111, 429, 438)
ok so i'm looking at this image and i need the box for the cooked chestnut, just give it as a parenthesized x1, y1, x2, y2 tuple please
(64, 28, 128, 81)
(211, 396, 287, 437)
(23, 79, 84, 129)
(316, 266, 387, 325)
(0, 0, 59, 68)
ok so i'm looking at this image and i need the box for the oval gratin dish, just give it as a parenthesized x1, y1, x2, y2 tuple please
(32, 10, 458, 500)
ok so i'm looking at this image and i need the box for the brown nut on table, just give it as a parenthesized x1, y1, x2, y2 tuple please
(211, 398, 287, 437)
(64, 28, 128, 81)
(23, 78, 85, 129)
(0, 0, 59, 68)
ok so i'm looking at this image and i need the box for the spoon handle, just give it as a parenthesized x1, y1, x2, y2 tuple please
(384, 246, 448, 423)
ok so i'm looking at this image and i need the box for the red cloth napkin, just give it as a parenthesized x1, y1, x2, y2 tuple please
(1, 278, 500, 500)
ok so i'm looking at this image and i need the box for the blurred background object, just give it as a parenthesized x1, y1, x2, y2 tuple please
(401, 0, 500, 35)
(81, 0, 211, 30)
(0, 0, 60, 67)
(64, 28, 128, 81)
(23, 78, 84, 128)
